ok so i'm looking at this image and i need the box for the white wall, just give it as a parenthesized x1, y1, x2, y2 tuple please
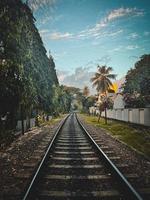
(16, 118, 35, 131)
(113, 94, 125, 109)
(100, 108, 150, 126)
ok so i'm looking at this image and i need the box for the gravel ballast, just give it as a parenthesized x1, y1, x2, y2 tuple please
(78, 115, 150, 195)
(0, 114, 150, 199)
(0, 119, 63, 199)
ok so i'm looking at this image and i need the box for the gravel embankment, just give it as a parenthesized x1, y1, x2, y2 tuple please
(78, 115, 150, 190)
(0, 119, 63, 199)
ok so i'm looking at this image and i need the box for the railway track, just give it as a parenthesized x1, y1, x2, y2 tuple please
(22, 113, 143, 200)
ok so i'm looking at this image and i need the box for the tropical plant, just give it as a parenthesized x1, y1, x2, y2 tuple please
(91, 65, 116, 123)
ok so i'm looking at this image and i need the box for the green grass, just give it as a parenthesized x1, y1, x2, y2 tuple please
(81, 114, 150, 158)
(39, 114, 66, 126)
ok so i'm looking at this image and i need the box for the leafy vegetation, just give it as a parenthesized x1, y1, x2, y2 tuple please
(52, 85, 72, 115)
(81, 114, 150, 158)
(0, 0, 58, 134)
(122, 54, 150, 108)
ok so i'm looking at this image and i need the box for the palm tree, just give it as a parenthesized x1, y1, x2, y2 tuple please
(91, 65, 116, 124)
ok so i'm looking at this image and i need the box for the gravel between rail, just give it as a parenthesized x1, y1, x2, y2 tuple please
(78, 114, 150, 191)
(0, 118, 63, 198)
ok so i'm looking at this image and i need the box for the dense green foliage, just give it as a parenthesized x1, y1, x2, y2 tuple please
(54, 85, 96, 113)
(0, 0, 58, 132)
(122, 54, 150, 108)
(52, 85, 72, 115)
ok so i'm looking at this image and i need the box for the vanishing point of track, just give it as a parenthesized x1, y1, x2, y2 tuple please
(22, 113, 143, 200)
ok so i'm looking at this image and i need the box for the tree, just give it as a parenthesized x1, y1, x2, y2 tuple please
(91, 65, 116, 124)
(122, 54, 150, 108)
(52, 85, 72, 115)
(81, 86, 89, 112)
(83, 86, 90, 97)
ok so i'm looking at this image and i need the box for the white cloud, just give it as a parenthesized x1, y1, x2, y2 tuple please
(106, 7, 143, 22)
(126, 45, 139, 50)
(109, 44, 140, 53)
(128, 32, 139, 39)
(39, 7, 144, 41)
(87, 7, 144, 35)
(108, 29, 123, 37)
(28, 0, 57, 12)
(113, 47, 122, 51)
(49, 32, 73, 40)
(39, 29, 50, 39)
(39, 29, 49, 34)
(144, 31, 150, 36)
(56, 69, 70, 82)
(38, 16, 53, 25)
(97, 55, 111, 64)
(57, 67, 95, 94)
(109, 44, 139, 53)
(38, 14, 63, 26)
(53, 51, 67, 60)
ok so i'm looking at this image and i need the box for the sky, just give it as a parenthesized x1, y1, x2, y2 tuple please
(26, 0, 150, 93)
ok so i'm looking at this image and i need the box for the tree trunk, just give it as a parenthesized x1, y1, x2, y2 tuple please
(35, 108, 39, 126)
(104, 92, 107, 124)
(21, 105, 24, 135)
(104, 106, 107, 124)
(98, 111, 101, 122)
(27, 116, 30, 130)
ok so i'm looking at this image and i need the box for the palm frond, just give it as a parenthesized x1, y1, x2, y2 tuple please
(106, 78, 113, 87)
(107, 74, 117, 79)
(91, 65, 117, 93)
(106, 67, 113, 74)
(98, 65, 107, 74)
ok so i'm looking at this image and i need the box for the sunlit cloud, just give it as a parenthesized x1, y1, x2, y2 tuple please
(57, 67, 95, 93)
(106, 7, 144, 21)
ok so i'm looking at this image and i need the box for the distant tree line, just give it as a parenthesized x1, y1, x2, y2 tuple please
(0, 0, 59, 134)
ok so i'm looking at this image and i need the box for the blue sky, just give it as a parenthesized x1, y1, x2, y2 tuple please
(26, 0, 150, 92)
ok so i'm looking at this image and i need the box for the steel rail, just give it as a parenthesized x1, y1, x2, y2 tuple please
(22, 114, 70, 200)
(76, 114, 143, 200)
